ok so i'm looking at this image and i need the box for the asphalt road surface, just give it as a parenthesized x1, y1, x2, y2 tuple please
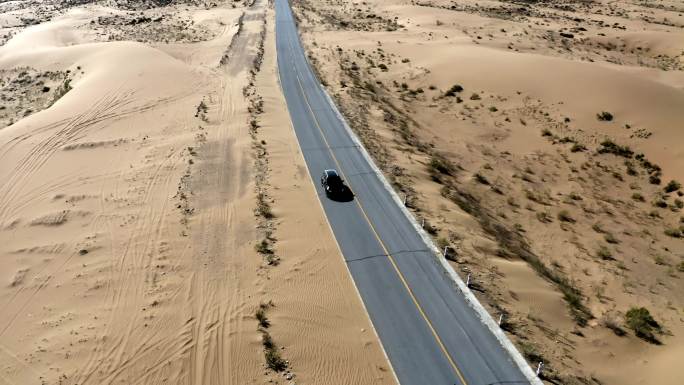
(275, 1, 535, 384)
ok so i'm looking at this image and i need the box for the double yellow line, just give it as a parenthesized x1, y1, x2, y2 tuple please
(291, 62, 468, 385)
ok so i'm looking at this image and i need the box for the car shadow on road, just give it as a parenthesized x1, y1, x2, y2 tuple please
(327, 186, 355, 202)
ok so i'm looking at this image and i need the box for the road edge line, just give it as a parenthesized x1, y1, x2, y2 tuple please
(320, 90, 543, 385)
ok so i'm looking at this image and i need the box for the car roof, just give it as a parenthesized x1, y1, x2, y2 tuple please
(324, 169, 339, 178)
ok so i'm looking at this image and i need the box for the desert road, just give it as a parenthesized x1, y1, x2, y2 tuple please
(275, 0, 539, 383)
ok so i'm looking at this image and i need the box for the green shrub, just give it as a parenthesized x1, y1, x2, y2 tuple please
(535, 211, 551, 223)
(664, 228, 682, 238)
(429, 155, 455, 176)
(265, 345, 287, 371)
(597, 245, 613, 260)
(664, 180, 681, 193)
(558, 210, 574, 223)
(444, 84, 463, 97)
(597, 111, 613, 121)
(604, 232, 619, 244)
(570, 143, 586, 152)
(598, 140, 633, 158)
(625, 307, 661, 343)
(631, 193, 645, 202)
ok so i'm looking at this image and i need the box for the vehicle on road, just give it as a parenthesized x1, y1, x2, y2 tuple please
(321, 169, 345, 196)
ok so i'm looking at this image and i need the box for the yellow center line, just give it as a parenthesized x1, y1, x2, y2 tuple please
(291, 64, 469, 385)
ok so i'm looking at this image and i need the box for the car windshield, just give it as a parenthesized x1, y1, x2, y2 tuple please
(327, 175, 341, 184)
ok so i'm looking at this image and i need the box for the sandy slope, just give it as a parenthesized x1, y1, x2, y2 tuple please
(291, 0, 684, 384)
(0, 1, 390, 384)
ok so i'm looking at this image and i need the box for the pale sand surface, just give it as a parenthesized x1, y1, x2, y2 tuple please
(291, 0, 684, 384)
(0, 1, 390, 384)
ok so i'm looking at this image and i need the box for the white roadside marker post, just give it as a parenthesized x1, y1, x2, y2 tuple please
(403, 194, 407, 206)
(421, 218, 425, 228)
(536, 361, 544, 377)
(498, 314, 504, 326)
(466, 273, 471, 288)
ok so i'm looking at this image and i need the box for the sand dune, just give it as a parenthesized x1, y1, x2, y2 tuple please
(0, 1, 390, 384)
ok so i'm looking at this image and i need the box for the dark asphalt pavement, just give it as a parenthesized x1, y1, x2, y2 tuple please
(274, 1, 536, 384)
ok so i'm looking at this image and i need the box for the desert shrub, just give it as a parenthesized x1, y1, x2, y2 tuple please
(675, 199, 684, 209)
(519, 341, 543, 363)
(536, 211, 552, 223)
(255, 239, 273, 254)
(664, 228, 682, 238)
(256, 303, 270, 328)
(568, 192, 582, 201)
(625, 161, 638, 176)
(469, 92, 481, 100)
(631, 193, 645, 202)
(598, 140, 633, 158)
(435, 237, 449, 251)
(678, 261, 684, 272)
(653, 199, 668, 208)
(649, 175, 661, 185)
(664, 180, 681, 193)
(265, 344, 287, 371)
(557, 210, 574, 223)
(444, 84, 463, 97)
(596, 245, 613, 260)
(488, 106, 498, 112)
(541, 128, 552, 137)
(604, 232, 619, 244)
(474, 173, 490, 185)
(378, 63, 388, 71)
(570, 143, 587, 152)
(526, 189, 550, 205)
(592, 223, 604, 233)
(625, 307, 661, 343)
(654, 255, 668, 265)
(50, 78, 72, 106)
(429, 155, 455, 176)
(597, 111, 613, 121)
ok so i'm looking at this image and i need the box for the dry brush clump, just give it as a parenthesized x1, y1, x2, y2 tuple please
(255, 302, 288, 372)
(241, 16, 278, 266)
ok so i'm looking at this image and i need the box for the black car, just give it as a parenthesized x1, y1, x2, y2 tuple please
(321, 169, 346, 197)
